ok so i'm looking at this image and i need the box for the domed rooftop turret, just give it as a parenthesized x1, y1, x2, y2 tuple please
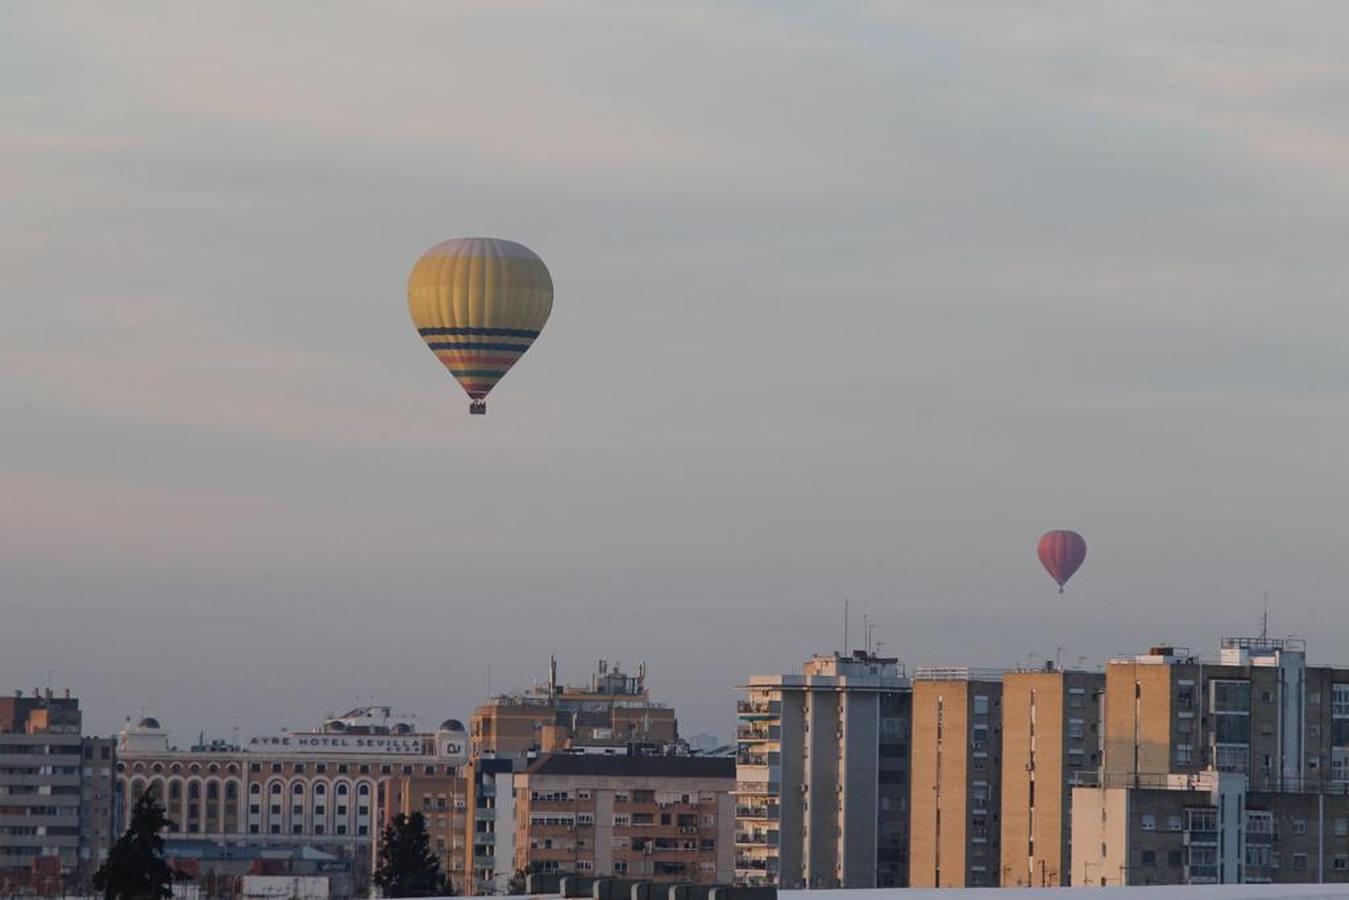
(138, 717, 161, 730)
(439, 719, 465, 732)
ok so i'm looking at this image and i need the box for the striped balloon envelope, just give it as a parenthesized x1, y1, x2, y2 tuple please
(1037, 530, 1087, 593)
(407, 237, 553, 415)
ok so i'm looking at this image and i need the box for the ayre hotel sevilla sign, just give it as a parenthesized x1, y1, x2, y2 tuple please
(245, 734, 428, 755)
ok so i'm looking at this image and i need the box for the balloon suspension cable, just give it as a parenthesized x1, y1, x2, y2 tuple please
(470, 399, 487, 416)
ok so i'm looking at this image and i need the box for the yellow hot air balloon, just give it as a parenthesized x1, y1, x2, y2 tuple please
(407, 237, 553, 415)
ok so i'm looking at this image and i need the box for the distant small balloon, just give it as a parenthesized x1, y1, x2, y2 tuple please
(1038, 530, 1087, 593)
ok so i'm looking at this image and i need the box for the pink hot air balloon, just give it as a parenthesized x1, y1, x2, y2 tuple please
(1038, 530, 1087, 593)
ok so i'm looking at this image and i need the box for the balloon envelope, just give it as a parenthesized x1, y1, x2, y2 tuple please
(1038, 530, 1087, 592)
(407, 237, 553, 412)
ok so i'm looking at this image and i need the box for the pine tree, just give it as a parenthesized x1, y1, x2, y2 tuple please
(374, 812, 449, 897)
(93, 792, 182, 900)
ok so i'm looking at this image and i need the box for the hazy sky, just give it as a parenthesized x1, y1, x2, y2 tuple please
(5, 2, 1349, 743)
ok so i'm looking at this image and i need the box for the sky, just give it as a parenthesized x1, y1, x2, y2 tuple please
(5, 2, 1349, 744)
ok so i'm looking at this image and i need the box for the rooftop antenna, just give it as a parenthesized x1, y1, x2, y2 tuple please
(843, 597, 849, 654)
(1261, 591, 1270, 640)
(863, 614, 869, 655)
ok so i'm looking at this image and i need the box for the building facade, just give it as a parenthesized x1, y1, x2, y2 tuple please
(909, 669, 1004, 887)
(379, 764, 469, 891)
(999, 668, 1104, 886)
(1070, 635, 1349, 886)
(115, 706, 467, 896)
(0, 691, 114, 896)
(513, 755, 735, 885)
(1102, 637, 1329, 787)
(735, 651, 911, 889)
(471, 659, 678, 759)
(464, 756, 516, 895)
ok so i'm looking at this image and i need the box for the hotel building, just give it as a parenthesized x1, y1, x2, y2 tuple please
(116, 706, 467, 894)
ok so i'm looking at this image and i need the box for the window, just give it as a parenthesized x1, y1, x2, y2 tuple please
(1068, 688, 1085, 709)
(1335, 685, 1349, 718)
(1336, 818, 1347, 837)
(1176, 744, 1193, 766)
(973, 695, 989, 716)
(1167, 816, 1182, 832)
(293, 783, 304, 795)
(1294, 853, 1308, 871)
(293, 805, 303, 816)
(358, 784, 370, 796)
(1214, 744, 1249, 773)
(613, 814, 631, 826)
(314, 783, 326, 796)
(316, 763, 326, 773)
(270, 824, 280, 834)
(1068, 719, 1084, 739)
(1141, 814, 1156, 832)
(250, 784, 261, 795)
(270, 783, 282, 795)
(612, 862, 627, 875)
(576, 860, 593, 873)
(337, 784, 349, 796)
(1336, 856, 1349, 872)
(1294, 818, 1308, 834)
(294, 763, 305, 774)
(271, 763, 282, 774)
(1141, 850, 1156, 867)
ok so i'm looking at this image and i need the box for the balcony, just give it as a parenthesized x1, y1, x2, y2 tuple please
(733, 781, 777, 797)
(735, 805, 780, 821)
(736, 752, 778, 768)
(736, 725, 781, 742)
(734, 830, 777, 847)
(737, 701, 781, 718)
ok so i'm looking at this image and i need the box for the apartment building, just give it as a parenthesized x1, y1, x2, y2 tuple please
(379, 769, 469, 891)
(1102, 637, 1332, 786)
(1000, 668, 1104, 886)
(512, 755, 735, 884)
(1069, 635, 1349, 886)
(79, 737, 117, 881)
(734, 651, 911, 889)
(463, 756, 516, 895)
(471, 659, 678, 759)
(0, 691, 114, 896)
(909, 669, 1003, 887)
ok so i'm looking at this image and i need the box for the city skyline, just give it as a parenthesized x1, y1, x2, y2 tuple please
(7, 3, 1349, 754)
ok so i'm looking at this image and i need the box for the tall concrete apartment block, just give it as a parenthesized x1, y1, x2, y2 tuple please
(1103, 637, 1329, 785)
(734, 652, 911, 889)
(0, 691, 114, 896)
(1000, 668, 1105, 886)
(909, 669, 1003, 887)
(1071, 636, 1349, 885)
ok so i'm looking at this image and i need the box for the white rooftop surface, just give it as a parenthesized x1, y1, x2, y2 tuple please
(780, 889, 1349, 900)
(427, 888, 1349, 900)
